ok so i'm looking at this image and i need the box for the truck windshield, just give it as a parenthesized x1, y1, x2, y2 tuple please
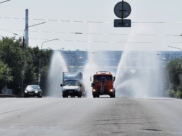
(94, 75, 112, 81)
(64, 80, 78, 86)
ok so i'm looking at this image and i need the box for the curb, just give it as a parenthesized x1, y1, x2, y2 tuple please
(0, 94, 16, 98)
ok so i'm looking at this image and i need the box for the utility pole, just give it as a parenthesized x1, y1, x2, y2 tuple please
(25, 9, 29, 47)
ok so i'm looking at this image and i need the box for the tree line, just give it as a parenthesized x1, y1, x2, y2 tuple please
(0, 37, 52, 95)
(166, 58, 182, 98)
(0, 36, 181, 98)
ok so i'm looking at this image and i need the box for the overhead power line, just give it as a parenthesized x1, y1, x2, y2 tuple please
(0, 16, 182, 24)
(28, 38, 182, 44)
(1, 28, 181, 43)
(0, 28, 180, 37)
(1, 28, 182, 43)
(0, 0, 10, 4)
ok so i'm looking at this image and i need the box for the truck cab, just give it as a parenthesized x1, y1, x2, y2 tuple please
(91, 71, 115, 98)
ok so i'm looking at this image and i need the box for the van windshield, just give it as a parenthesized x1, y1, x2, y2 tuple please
(64, 80, 78, 86)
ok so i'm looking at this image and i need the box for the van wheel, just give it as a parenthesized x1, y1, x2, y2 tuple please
(78, 93, 81, 98)
(63, 94, 68, 98)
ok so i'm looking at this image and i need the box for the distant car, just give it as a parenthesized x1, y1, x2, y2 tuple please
(24, 85, 42, 98)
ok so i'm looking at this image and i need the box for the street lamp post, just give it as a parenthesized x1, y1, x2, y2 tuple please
(38, 39, 59, 86)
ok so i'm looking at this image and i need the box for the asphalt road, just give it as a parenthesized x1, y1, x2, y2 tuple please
(0, 97, 182, 136)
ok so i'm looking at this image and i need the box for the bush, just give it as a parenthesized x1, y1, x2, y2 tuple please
(174, 86, 182, 98)
(166, 58, 182, 99)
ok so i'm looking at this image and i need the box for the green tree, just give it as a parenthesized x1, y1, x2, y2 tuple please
(0, 37, 52, 95)
(166, 58, 182, 98)
(0, 60, 13, 92)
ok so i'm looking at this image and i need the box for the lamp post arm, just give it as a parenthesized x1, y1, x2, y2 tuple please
(41, 41, 47, 50)
(41, 39, 59, 50)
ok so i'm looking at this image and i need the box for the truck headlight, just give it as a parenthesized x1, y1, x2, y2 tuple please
(92, 89, 96, 92)
(110, 89, 113, 92)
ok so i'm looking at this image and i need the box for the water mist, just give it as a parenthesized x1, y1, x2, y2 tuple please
(115, 24, 164, 98)
(46, 51, 68, 97)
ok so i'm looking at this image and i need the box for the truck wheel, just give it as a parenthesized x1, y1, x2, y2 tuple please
(110, 92, 115, 98)
(78, 92, 82, 98)
(78, 94, 81, 98)
(112, 95, 115, 98)
(93, 94, 96, 98)
(113, 91, 116, 98)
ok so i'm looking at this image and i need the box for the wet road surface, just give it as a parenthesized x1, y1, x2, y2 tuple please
(0, 97, 182, 136)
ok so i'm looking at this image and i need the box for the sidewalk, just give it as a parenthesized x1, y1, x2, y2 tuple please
(0, 94, 16, 98)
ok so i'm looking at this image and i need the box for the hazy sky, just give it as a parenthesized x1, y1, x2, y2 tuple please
(0, 0, 182, 51)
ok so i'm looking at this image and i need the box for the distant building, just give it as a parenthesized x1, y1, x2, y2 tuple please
(60, 50, 182, 72)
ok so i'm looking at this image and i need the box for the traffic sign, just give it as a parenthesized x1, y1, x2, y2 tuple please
(114, 19, 131, 27)
(114, 1, 131, 19)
